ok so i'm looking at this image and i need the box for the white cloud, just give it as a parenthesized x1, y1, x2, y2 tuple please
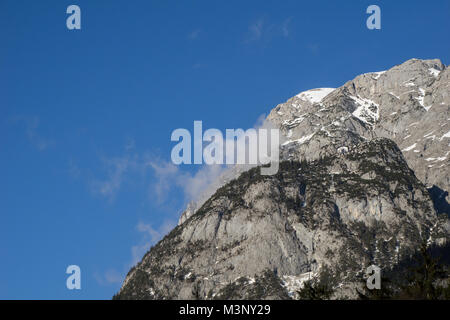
(245, 17, 292, 43)
(132, 220, 176, 264)
(281, 17, 292, 37)
(94, 269, 124, 286)
(136, 220, 175, 244)
(147, 114, 278, 209)
(246, 18, 265, 42)
(147, 160, 179, 203)
(10, 115, 53, 151)
(90, 155, 138, 201)
(104, 269, 123, 284)
(125, 138, 135, 151)
(148, 159, 226, 205)
(26, 116, 53, 151)
(88, 115, 278, 210)
(68, 159, 81, 179)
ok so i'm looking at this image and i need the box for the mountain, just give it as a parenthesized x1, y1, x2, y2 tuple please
(114, 59, 450, 300)
(268, 58, 449, 194)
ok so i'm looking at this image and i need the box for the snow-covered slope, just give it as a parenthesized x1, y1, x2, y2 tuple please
(296, 88, 335, 104)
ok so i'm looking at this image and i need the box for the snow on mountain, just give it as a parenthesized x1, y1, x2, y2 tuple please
(267, 58, 449, 192)
(350, 95, 380, 125)
(296, 88, 335, 104)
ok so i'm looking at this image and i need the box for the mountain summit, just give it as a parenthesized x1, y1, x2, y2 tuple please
(268, 58, 448, 192)
(115, 59, 449, 300)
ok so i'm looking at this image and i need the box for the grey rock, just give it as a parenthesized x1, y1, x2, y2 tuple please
(115, 59, 450, 300)
(115, 139, 445, 300)
(268, 58, 449, 192)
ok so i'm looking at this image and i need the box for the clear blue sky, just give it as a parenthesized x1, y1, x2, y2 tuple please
(1, 0, 449, 299)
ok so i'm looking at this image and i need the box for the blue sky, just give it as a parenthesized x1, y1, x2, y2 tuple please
(1, 0, 449, 299)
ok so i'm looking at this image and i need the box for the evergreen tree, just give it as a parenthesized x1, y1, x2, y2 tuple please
(356, 275, 394, 300)
(297, 267, 335, 300)
(356, 242, 450, 300)
(397, 242, 447, 299)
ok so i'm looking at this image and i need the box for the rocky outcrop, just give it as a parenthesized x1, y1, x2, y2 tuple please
(268, 58, 449, 192)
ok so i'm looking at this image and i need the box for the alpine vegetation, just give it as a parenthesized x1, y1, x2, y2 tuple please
(115, 58, 450, 300)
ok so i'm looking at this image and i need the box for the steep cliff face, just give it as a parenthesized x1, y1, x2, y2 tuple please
(115, 138, 447, 299)
(115, 59, 449, 300)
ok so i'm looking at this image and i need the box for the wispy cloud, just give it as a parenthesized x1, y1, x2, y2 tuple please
(192, 62, 206, 69)
(124, 138, 135, 151)
(281, 17, 292, 38)
(147, 160, 179, 204)
(131, 220, 177, 264)
(148, 159, 226, 205)
(88, 148, 225, 208)
(88, 114, 277, 209)
(147, 114, 276, 208)
(245, 16, 292, 43)
(94, 269, 124, 286)
(246, 18, 265, 42)
(9, 115, 54, 151)
(306, 43, 320, 54)
(187, 29, 201, 40)
(26, 117, 52, 151)
(89, 155, 138, 201)
(68, 158, 81, 179)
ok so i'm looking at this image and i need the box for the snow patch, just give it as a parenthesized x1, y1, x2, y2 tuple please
(415, 88, 431, 111)
(371, 71, 386, 79)
(281, 272, 316, 298)
(439, 131, 450, 140)
(402, 143, 417, 152)
(416, 88, 425, 105)
(389, 92, 400, 99)
(282, 133, 315, 146)
(332, 120, 341, 126)
(425, 155, 447, 162)
(282, 116, 306, 129)
(337, 146, 349, 154)
(428, 68, 441, 77)
(296, 88, 335, 104)
(350, 95, 380, 125)
(286, 129, 293, 138)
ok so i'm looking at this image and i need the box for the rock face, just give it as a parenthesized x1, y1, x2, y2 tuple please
(268, 58, 449, 192)
(115, 59, 449, 300)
